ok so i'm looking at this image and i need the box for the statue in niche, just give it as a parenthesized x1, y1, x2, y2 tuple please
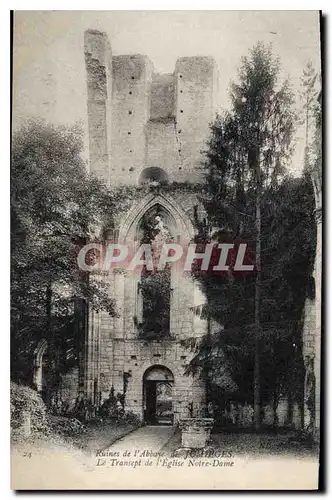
(154, 215, 170, 238)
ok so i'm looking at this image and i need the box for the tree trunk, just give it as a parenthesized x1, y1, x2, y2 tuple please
(273, 390, 278, 428)
(46, 281, 58, 401)
(287, 382, 294, 427)
(46, 281, 52, 337)
(254, 147, 261, 430)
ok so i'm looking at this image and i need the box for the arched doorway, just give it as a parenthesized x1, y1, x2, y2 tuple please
(143, 365, 174, 425)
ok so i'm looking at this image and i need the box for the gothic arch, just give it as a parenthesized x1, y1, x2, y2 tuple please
(118, 193, 195, 243)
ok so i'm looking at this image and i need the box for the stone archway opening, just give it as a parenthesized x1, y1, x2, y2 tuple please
(143, 365, 174, 426)
(33, 339, 51, 401)
(139, 167, 169, 185)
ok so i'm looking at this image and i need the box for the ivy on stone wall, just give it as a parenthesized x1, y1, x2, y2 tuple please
(85, 54, 107, 98)
(110, 180, 203, 234)
(133, 205, 173, 340)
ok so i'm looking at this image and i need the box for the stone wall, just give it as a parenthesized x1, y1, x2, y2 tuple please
(174, 57, 217, 184)
(145, 119, 179, 180)
(302, 144, 322, 439)
(60, 368, 79, 408)
(84, 30, 112, 184)
(303, 297, 316, 356)
(96, 189, 210, 418)
(84, 30, 217, 187)
(218, 399, 302, 429)
(314, 216, 322, 438)
(302, 295, 316, 429)
(111, 54, 153, 186)
(109, 338, 205, 422)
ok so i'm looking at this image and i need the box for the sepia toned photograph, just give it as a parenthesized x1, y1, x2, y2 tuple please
(11, 10, 322, 490)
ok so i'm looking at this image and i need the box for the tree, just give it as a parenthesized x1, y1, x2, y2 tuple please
(188, 43, 314, 428)
(11, 120, 118, 392)
(188, 175, 315, 426)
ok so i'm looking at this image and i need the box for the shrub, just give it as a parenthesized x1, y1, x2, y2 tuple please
(49, 415, 87, 436)
(99, 388, 124, 421)
(10, 382, 50, 441)
(70, 397, 99, 422)
(122, 411, 142, 427)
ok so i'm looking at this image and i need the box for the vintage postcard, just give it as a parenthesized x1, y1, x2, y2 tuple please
(11, 10, 322, 490)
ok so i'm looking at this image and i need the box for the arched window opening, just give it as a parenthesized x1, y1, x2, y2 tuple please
(140, 265, 171, 337)
(135, 205, 174, 339)
(33, 340, 51, 399)
(139, 167, 169, 185)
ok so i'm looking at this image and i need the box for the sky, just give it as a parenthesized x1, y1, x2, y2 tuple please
(13, 10, 321, 174)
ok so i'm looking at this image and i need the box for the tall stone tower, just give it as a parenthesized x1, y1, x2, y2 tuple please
(82, 29, 218, 423)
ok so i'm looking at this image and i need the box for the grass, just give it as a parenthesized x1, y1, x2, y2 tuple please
(68, 420, 139, 454)
(161, 427, 319, 458)
(11, 415, 141, 457)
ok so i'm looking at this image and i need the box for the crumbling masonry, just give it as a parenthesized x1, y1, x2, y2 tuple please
(75, 29, 219, 423)
(36, 29, 321, 432)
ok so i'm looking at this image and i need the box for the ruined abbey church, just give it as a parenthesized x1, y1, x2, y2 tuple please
(32, 29, 321, 435)
(68, 29, 217, 424)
